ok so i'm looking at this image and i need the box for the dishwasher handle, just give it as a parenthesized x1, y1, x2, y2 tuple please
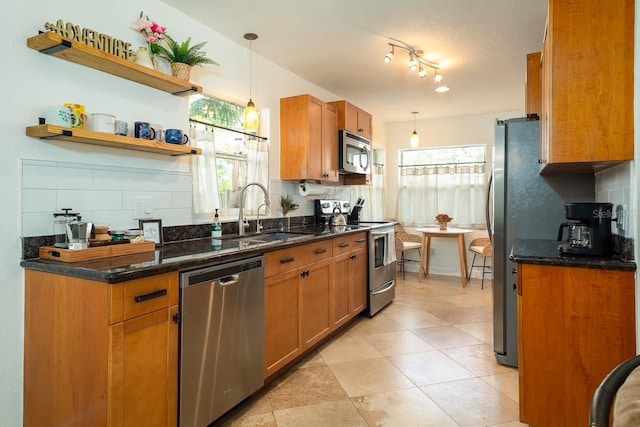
(219, 274, 240, 287)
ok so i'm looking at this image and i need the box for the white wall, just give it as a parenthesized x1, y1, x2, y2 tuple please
(2, 0, 345, 424)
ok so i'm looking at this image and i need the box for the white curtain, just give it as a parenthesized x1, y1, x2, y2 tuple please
(241, 136, 270, 216)
(190, 123, 220, 219)
(351, 164, 385, 221)
(396, 163, 486, 228)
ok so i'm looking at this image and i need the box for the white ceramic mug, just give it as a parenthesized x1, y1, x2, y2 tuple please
(91, 114, 116, 133)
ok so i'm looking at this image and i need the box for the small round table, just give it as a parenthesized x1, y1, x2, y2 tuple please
(415, 227, 474, 287)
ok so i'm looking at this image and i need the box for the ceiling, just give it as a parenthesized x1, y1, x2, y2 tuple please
(162, 0, 548, 124)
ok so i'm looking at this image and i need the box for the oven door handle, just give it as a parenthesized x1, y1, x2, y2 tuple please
(372, 280, 395, 295)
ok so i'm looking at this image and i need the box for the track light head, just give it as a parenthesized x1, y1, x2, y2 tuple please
(384, 45, 394, 63)
(408, 53, 419, 71)
(418, 67, 427, 78)
(434, 72, 443, 83)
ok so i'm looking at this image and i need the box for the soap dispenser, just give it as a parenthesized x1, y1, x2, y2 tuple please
(212, 209, 222, 249)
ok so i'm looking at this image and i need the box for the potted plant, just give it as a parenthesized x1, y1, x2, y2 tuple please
(154, 34, 219, 80)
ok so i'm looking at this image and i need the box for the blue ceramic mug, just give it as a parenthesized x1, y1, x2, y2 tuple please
(165, 128, 189, 145)
(134, 121, 156, 140)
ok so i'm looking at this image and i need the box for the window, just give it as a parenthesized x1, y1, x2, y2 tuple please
(188, 94, 269, 220)
(396, 145, 486, 228)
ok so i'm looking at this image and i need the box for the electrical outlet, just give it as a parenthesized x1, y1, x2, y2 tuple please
(133, 197, 153, 219)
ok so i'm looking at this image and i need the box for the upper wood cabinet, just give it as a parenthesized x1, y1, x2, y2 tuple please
(280, 94, 339, 182)
(539, 0, 634, 173)
(525, 52, 541, 118)
(329, 100, 373, 139)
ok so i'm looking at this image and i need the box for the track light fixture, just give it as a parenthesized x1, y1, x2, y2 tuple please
(384, 40, 449, 92)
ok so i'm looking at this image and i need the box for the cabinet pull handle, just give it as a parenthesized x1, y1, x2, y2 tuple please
(356, 238, 366, 243)
(172, 313, 181, 324)
(280, 257, 295, 264)
(315, 248, 327, 254)
(350, 254, 357, 260)
(300, 270, 309, 278)
(339, 243, 350, 248)
(134, 289, 167, 303)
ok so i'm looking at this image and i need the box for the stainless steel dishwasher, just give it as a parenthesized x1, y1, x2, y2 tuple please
(179, 255, 265, 427)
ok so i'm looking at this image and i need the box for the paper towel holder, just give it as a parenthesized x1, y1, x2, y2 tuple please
(298, 180, 325, 197)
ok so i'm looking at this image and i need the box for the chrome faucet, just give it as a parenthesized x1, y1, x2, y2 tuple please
(256, 203, 271, 234)
(238, 182, 271, 236)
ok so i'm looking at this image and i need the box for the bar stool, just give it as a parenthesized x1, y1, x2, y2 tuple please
(467, 237, 492, 289)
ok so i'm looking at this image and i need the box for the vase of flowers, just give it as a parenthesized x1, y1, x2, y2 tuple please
(280, 195, 299, 231)
(435, 213, 453, 230)
(132, 11, 167, 70)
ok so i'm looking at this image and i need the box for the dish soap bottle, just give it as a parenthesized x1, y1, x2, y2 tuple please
(212, 209, 222, 249)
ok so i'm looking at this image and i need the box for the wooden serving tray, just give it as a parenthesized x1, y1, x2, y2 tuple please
(39, 241, 156, 262)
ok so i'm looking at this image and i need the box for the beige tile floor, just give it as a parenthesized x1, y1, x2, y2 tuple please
(214, 273, 526, 427)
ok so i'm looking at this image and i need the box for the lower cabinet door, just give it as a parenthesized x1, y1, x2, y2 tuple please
(349, 248, 367, 315)
(333, 252, 352, 328)
(265, 269, 302, 377)
(300, 258, 333, 350)
(109, 306, 178, 427)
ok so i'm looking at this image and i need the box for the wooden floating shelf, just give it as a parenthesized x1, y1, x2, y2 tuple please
(27, 32, 202, 96)
(26, 124, 202, 156)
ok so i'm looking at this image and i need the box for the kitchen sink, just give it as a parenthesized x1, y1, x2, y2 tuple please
(227, 232, 309, 246)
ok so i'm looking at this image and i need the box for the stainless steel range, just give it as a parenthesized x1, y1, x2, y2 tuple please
(364, 222, 397, 316)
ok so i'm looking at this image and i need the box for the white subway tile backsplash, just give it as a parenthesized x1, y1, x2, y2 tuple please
(23, 164, 93, 190)
(22, 189, 57, 213)
(93, 169, 151, 191)
(149, 172, 192, 192)
(172, 192, 193, 209)
(23, 212, 55, 236)
(21, 159, 197, 237)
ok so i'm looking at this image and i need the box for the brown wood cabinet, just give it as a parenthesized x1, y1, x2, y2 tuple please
(332, 232, 368, 328)
(280, 94, 339, 182)
(24, 270, 179, 427)
(329, 100, 373, 139)
(517, 263, 636, 427)
(264, 234, 368, 378)
(539, 0, 634, 173)
(525, 52, 541, 118)
(264, 239, 333, 377)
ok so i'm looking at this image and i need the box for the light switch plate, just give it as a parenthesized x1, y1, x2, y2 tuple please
(133, 197, 153, 219)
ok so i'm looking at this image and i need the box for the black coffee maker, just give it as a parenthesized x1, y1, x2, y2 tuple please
(557, 202, 614, 256)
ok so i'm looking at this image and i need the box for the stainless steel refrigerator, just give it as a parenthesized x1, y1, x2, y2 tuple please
(489, 117, 594, 367)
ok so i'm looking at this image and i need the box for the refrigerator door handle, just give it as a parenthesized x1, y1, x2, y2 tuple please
(486, 172, 493, 244)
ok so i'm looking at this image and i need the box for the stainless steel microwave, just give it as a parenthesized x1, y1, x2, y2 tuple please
(339, 130, 371, 174)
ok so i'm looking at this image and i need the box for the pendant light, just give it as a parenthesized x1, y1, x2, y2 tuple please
(410, 112, 420, 147)
(243, 33, 260, 132)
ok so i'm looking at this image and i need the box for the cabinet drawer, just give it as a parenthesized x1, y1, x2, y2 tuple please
(110, 272, 179, 323)
(350, 232, 368, 251)
(333, 236, 353, 256)
(266, 240, 333, 276)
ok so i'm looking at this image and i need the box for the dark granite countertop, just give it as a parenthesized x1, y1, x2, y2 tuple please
(510, 239, 636, 271)
(20, 224, 373, 283)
